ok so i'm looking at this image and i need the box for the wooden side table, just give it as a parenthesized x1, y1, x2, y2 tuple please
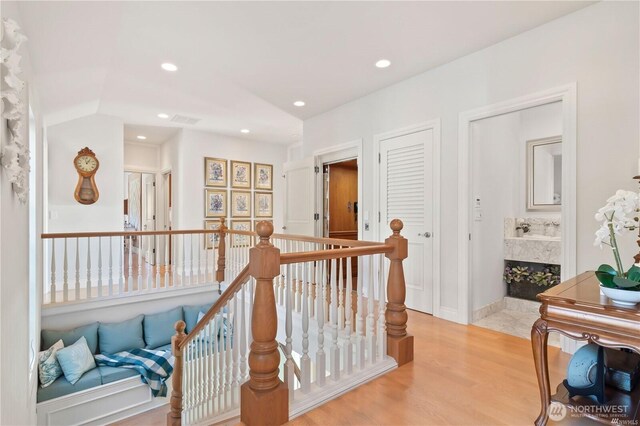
(532, 272, 640, 425)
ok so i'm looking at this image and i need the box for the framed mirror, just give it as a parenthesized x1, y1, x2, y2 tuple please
(527, 136, 562, 211)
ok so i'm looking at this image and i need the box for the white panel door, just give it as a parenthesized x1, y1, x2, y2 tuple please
(142, 173, 156, 265)
(380, 129, 434, 313)
(283, 157, 316, 236)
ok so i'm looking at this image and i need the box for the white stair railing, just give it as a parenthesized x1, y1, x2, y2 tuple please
(41, 222, 229, 306)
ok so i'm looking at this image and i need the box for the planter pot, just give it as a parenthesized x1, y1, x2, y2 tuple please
(507, 281, 557, 301)
(600, 286, 640, 307)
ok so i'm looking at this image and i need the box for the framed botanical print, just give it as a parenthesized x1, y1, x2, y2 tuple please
(204, 157, 227, 187)
(231, 160, 251, 189)
(254, 191, 273, 218)
(231, 220, 251, 246)
(231, 190, 251, 217)
(254, 163, 273, 190)
(204, 220, 221, 249)
(205, 189, 227, 218)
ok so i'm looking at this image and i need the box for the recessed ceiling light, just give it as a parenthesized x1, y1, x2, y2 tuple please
(157, 113, 169, 119)
(240, 129, 250, 134)
(161, 62, 178, 72)
(137, 135, 147, 140)
(293, 101, 305, 107)
(375, 59, 391, 68)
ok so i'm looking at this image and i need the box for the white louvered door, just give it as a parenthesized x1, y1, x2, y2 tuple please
(380, 129, 433, 313)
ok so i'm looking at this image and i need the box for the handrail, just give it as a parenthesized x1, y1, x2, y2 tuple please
(279, 244, 393, 264)
(41, 229, 222, 239)
(179, 265, 250, 350)
(226, 229, 385, 248)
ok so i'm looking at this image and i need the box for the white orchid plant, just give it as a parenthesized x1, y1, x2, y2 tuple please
(594, 189, 640, 291)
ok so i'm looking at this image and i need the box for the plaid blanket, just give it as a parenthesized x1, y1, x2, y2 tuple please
(95, 348, 174, 397)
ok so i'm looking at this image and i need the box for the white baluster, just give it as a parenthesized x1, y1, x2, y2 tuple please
(338, 254, 345, 330)
(119, 236, 123, 295)
(218, 313, 226, 410)
(344, 257, 353, 375)
(232, 292, 240, 406)
(63, 238, 69, 302)
(377, 253, 386, 361)
(155, 235, 161, 289)
(75, 238, 81, 300)
(355, 256, 365, 369)
(86, 238, 92, 299)
(171, 234, 177, 287)
(204, 233, 209, 285)
(137, 235, 143, 292)
(181, 234, 186, 286)
(296, 241, 302, 312)
(197, 233, 201, 285)
(316, 259, 326, 386)
(284, 264, 295, 401)
(301, 260, 311, 393)
(145, 236, 152, 292)
(49, 239, 56, 304)
(225, 302, 232, 409)
(330, 258, 340, 380)
(127, 236, 133, 293)
(190, 234, 195, 285)
(108, 237, 113, 296)
(240, 280, 248, 381)
(97, 237, 103, 298)
(367, 255, 376, 364)
(164, 234, 170, 288)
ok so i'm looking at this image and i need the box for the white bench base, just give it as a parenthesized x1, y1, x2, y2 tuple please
(36, 376, 169, 426)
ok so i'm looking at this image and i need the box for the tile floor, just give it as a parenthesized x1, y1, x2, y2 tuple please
(472, 297, 562, 347)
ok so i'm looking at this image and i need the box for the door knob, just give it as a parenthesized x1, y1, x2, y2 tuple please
(282, 226, 287, 230)
(418, 232, 431, 238)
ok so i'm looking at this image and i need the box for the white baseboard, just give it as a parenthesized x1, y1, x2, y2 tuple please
(436, 306, 462, 324)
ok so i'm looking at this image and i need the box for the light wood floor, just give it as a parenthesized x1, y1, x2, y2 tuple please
(111, 310, 572, 426)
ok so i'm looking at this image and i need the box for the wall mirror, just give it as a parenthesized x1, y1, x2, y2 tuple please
(527, 136, 562, 211)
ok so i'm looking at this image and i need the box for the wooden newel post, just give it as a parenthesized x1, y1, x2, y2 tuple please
(216, 217, 227, 284)
(167, 320, 186, 426)
(241, 221, 289, 426)
(385, 219, 414, 366)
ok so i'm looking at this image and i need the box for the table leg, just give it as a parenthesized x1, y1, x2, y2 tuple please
(532, 318, 550, 426)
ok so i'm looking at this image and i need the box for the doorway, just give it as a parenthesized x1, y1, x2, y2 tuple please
(323, 159, 358, 240)
(124, 171, 156, 264)
(458, 85, 577, 352)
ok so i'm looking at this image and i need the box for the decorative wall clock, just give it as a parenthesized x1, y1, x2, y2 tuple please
(73, 147, 100, 204)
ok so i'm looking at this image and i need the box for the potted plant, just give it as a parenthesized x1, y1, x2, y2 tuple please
(505, 264, 561, 301)
(594, 189, 640, 306)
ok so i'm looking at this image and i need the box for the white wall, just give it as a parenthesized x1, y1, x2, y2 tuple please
(471, 112, 520, 310)
(301, 1, 639, 318)
(124, 141, 159, 172)
(47, 114, 124, 232)
(165, 128, 287, 232)
(0, 4, 39, 424)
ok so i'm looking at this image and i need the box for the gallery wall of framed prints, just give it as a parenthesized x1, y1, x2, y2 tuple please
(204, 157, 273, 248)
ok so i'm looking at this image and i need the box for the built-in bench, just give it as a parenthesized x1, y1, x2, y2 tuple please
(37, 298, 217, 425)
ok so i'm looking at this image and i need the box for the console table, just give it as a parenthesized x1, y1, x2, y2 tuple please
(532, 272, 640, 425)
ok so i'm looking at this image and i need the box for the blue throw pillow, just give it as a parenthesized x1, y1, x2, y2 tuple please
(38, 339, 64, 388)
(144, 307, 183, 349)
(42, 323, 99, 355)
(183, 304, 212, 333)
(98, 315, 145, 354)
(56, 336, 96, 385)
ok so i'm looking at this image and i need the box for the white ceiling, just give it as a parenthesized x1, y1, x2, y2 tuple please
(15, 1, 594, 144)
(123, 124, 180, 145)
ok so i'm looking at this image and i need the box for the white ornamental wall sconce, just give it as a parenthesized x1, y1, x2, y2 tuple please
(0, 18, 28, 203)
